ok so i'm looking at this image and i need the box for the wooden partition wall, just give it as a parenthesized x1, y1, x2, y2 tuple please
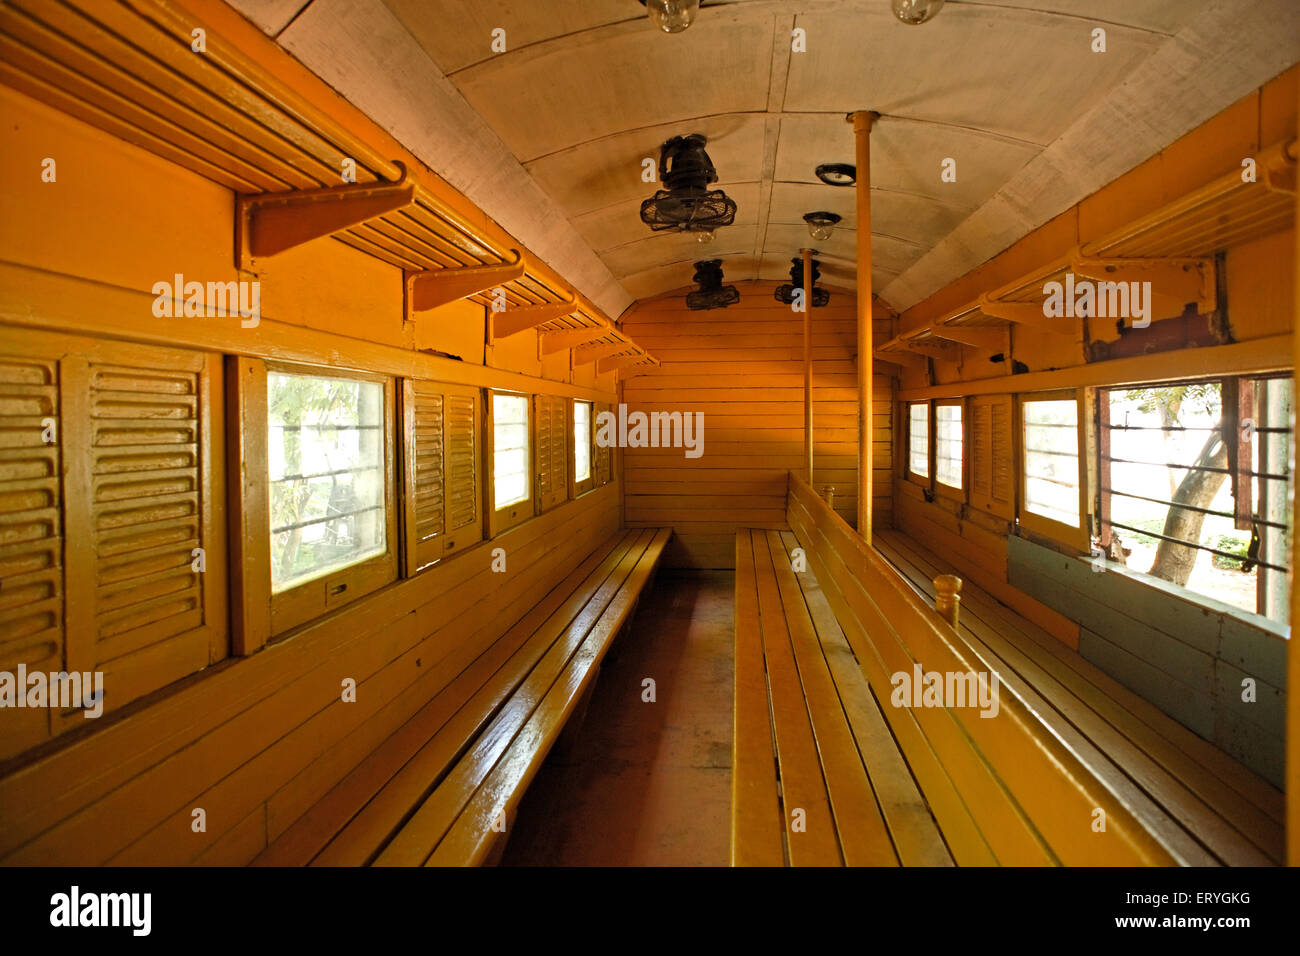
(622, 283, 893, 569)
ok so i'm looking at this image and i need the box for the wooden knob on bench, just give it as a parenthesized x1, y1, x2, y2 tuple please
(821, 485, 835, 508)
(933, 574, 962, 629)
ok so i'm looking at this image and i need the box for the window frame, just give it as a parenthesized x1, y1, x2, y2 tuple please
(572, 399, 595, 497)
(1017, 388, 1089, 552)
(905, 400, 931, 486)
(488, 388, 534, 537)
(933, 398, 965, 500)
(244, 359, 400, 640)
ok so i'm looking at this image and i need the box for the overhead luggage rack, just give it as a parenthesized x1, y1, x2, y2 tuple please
(0, 0, 656, 365)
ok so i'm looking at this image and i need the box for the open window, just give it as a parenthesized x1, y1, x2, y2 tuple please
(1018, 390, 1087, 550)
(401, 380, 482, 574)
(906, 401, 930, 484)
(573, 399, 594, 496)
(235, 359, 399, 642)
(489, 390, 532, 536)
(935, 399, 964, 498)
(1096, 375, 1292, 624)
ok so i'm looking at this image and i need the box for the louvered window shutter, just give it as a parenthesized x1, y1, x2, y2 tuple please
(534, 394, 569, 512)
(403, 381, 481, 573)
(0, 332, 224, 746)
(970, 394, 1014, 518)
(0, 349, 64, 758)
(592, 402, 612, 487)
(442, 385, 482, 555)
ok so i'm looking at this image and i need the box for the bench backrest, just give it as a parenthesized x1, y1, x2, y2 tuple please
(786, 472, 1188, 865)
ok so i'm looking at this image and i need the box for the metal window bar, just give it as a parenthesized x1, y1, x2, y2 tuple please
(1101, 454, 1290, 482)
(272, 504, 384, 536)
(1105, 519, 1286, 574)
(1101, 486, 1289, 532)
(1106, 423, 1289, 434)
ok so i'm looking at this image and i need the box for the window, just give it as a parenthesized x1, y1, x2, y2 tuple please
(1097, 376, 1293, 624)
(268, 372, 386, 593)
(1020, 392, 1084, 546)
(533, 393, 570, 512)
(574, 400, 594, 495)
(0, 330, 227, 742)
(935, 401, 963, 493)
(236, 360, 398, 642)
(907, 402, 929, 480)
(969, 394, 1014, 518)
(401, 380, 482, 574)
(490, 391, 532, 535)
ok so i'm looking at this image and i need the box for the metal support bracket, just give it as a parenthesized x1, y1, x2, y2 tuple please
(236, 161, 415, 271)
(540, 327, 609, 355)
(404, 250, 526, 325)
(574, 343, 629, 366)
(492, 297, 579, 339)
(1069, 254, 1216, 322)
(597, 352, 651, 375)
(977, 294, 1078, 336)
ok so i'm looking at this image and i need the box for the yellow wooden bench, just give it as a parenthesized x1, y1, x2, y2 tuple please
(874, 526, 1283, 866)
(733, 526, 953, 865)
(733, 472, 1282, 866)
(255, 526, 671, 867)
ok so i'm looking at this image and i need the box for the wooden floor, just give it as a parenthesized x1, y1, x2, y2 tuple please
(502, 571, 735, 866)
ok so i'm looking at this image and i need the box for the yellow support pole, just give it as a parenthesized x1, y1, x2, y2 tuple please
(849, 110, 879, 542)
(802, 247, 814, 486)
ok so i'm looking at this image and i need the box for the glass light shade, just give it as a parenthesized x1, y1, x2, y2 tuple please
(646, 0, 700, 34)
(808, 223, 834, 241)
(891, 0, 945, 25)
(695, 229, 715, 243)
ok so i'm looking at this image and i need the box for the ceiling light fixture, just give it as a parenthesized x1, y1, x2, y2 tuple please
(815, 163, 856, 187)
(775, 256, 830, 308)
(640, 134, 737, 236)
(638, 0, 700, 34)
(686, 259, 740, 310)
(803, 211, 842, 241)
(891, 0, 945, 25)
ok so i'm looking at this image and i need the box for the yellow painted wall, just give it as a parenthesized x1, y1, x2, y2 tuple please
(886, 67, 1298, 647)
(0, 84, 622, 862)
(622, 284, 892, 568)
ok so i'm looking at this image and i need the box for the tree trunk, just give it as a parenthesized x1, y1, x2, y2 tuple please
(1148, 430, 1228, 586)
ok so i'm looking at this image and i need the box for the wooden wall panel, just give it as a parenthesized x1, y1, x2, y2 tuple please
(0, 78, 625, 863)
(622, 284, 892, 568)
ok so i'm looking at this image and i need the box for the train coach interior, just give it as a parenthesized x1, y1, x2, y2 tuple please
(0, 0, 1298, 869)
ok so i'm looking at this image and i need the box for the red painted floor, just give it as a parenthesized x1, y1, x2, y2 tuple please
(502, 571, 734, 866)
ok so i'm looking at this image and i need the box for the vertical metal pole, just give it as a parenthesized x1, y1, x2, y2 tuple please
(802, 247, 814, 486)
(850, 110, 879, 542)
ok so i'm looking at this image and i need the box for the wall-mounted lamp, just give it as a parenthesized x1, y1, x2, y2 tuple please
(891, 0, 945, 25)
(638, 0, 700, 34)
(803, 211, 842, 241)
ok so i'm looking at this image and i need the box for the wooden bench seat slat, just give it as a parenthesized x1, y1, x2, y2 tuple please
(256, 526, 668, 867)
(749, 530, 843, 866)
(788, 494, 1050, 864)
(874, 529, 1283, 866)
(429, 527, 673, 866)
(868, 536, 1221, 866)
(731, 530, 786, 866)
(764, 530, 899, 866)
(254, 529, 638, 866)
(374, 529, 663, 866)
(778, 531, 954, 867)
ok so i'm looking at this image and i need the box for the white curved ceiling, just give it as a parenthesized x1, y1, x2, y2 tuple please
(231, 0, 1300, 316)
